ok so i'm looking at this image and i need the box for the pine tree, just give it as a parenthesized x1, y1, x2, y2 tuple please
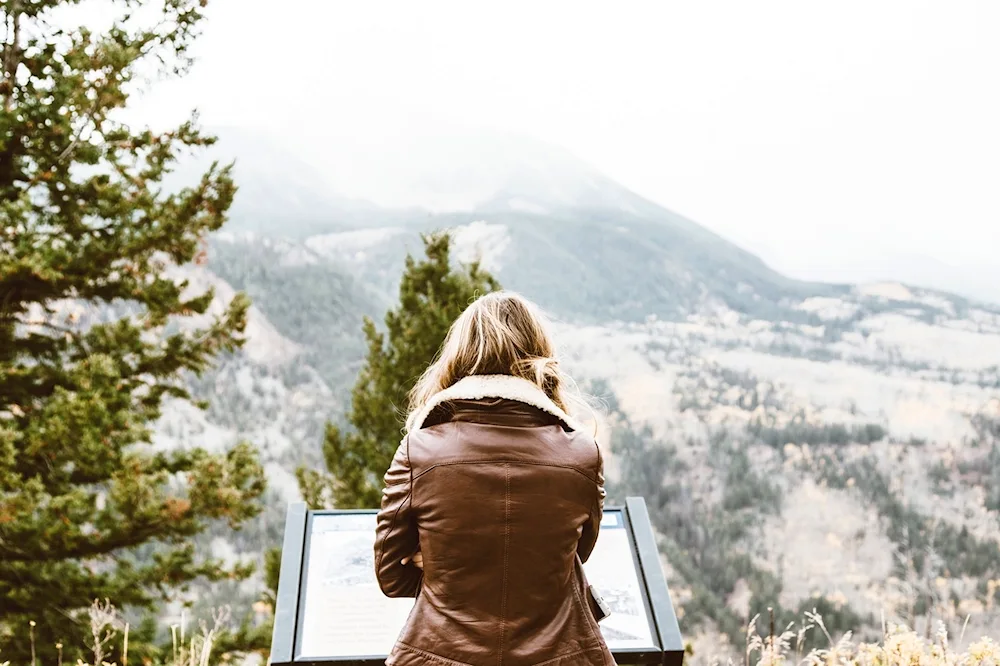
(0, 0, 265, 660)
(297, 232, 500, 509)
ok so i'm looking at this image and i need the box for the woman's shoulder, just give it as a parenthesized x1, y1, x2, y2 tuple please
(564, 427, 603, 469)
(406, 409, 601, 474)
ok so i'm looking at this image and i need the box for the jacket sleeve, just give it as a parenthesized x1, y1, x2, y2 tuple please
(374, 436, 423, 598)
(576, 442, 606, 563)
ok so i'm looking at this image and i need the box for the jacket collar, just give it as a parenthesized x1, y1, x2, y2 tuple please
(410, 374, 583, 432)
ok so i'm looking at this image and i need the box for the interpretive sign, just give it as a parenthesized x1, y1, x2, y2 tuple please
(270, 497, 684, 666)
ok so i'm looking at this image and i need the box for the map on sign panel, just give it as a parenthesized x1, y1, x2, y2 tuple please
(296, 510, 657, 658)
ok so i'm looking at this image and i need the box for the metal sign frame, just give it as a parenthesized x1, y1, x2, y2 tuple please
(270, 496, 684, 666)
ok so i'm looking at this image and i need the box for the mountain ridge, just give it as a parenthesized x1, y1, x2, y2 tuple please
(178, 125, 1000, 307)
(176, 127, 864, 324)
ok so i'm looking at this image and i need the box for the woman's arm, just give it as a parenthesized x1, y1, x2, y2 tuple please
(577, 442, 606, 563)
(374, 436, 423, 597)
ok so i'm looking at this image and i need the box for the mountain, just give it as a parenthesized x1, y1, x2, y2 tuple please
(179, 126, 848, 323)
(153, 127, 1000, 657)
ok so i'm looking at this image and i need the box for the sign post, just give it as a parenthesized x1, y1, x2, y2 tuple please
(270, 496, 684, 666)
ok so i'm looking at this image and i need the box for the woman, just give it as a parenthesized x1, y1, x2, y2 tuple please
(374, 291, 615, 666)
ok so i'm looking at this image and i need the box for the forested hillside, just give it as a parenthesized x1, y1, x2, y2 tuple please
(158, 128, 1000, 660)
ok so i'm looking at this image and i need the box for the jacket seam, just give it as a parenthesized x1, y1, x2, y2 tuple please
(374, 434, 411, 594)
(498, 462, 511, 666)
(394, 642, 474, 666)
(408, 431, 415, 527)
(412, 459, 597, 484)
(530, 646, 606, 666)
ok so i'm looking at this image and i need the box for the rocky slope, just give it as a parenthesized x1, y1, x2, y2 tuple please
(551, 283, 1000, 657)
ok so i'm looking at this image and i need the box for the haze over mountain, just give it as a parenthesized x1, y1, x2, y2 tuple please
(181, 122, 999, 306)
(123, 0, 1000, 310)
(136, 124, 1000, 657)
(184, 125, 859, 324)
(792, 252, 1000, 307)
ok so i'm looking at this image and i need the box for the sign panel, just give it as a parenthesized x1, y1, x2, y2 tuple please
(295, 509, 657, 659)
(586, 511, 657, 649)
(272, 497, 684, 666)
(297, 513, 414, 658)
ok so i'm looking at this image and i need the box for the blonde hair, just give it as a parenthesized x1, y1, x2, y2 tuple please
(405, 291, 595, 433)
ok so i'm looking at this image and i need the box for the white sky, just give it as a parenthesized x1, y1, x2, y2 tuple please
(126, 0, 1000, 301)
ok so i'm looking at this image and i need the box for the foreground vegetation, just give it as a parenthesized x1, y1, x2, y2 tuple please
(2, 601, 997, 666)
(729, 609, 999, 666)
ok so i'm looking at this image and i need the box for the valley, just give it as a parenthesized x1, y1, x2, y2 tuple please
(149, 129, 1000, 660)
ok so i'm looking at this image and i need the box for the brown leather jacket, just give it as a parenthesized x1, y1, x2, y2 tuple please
(374, 374, 615, 666)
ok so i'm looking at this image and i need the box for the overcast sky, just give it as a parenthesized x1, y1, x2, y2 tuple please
(126, 0, 1000, 301)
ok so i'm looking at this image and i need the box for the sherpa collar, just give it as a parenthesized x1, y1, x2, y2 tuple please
(410, 374, 583, 432)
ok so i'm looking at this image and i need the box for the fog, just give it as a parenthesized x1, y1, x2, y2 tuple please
(113, 0, 1000, 302)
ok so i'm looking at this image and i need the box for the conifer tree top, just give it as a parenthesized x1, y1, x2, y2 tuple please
(298, 232, 500, 510)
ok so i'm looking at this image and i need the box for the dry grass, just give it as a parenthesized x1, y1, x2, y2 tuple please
(1, 600, 232, 666)
(3, 602, 999, 666)
(718, 608, 1000, 666)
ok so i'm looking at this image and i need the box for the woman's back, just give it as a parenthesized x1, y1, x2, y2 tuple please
(375, 375, 615, 666)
